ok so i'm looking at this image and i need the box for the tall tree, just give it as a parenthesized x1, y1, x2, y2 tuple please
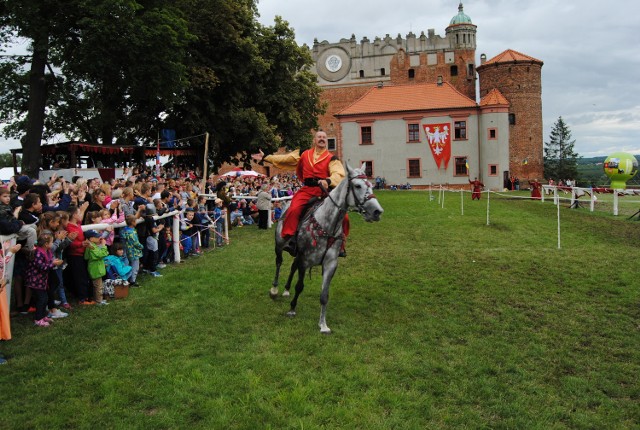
(0, 0, 190, 175)
(171, 0, 324, 169)
(0, 0, 74, 176)
(544, 116, 579, 181)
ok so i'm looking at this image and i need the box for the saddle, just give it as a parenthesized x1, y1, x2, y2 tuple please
(282, 196, 325, 256)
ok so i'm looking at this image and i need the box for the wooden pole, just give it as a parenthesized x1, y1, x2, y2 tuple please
(203, 132, 210, 181)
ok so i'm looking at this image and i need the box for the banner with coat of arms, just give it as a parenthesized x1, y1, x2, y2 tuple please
(423, 123, 451, 169)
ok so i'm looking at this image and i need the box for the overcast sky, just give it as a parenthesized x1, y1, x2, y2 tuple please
(1, 0, 638, 158)
(257, 0, 640, 157)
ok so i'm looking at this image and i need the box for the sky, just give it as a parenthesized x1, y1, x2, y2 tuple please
(256, 0, 640, 158)
(1, 0, 639, 158)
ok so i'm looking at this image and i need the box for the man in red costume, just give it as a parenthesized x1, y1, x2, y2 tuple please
(253, 131, 348, 256)
(530, 179, 542, 200)
(469, 177, 484, 200)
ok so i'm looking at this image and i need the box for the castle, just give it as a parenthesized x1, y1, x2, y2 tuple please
(309, 3, 543, 189)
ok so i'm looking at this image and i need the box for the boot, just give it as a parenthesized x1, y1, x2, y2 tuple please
(339, 241, 347, 258)
(282, 236, 297, 256)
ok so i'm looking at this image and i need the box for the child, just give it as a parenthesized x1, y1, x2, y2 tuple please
(26, 231, 64, 327)
(160, 225, 174, 264)
(0, 187, 37, 249)
(143, 204, 162, 277)
(66, 202, 92, 304)
(180, 208, 199, 257)
(104, 243, 132, 297)
(213, 198, 225, 247)
(83, 230, 110, 305)
(121, 215, 144, 287)
(196, 196, 213, 248)
(99, 208, 123, 246)
(272, 201, 282, 222)
(40, 212, 72, 313)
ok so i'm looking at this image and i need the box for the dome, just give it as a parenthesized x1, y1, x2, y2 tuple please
(449, 2, 472, 25)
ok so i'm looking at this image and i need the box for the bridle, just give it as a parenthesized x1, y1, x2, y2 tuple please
(322, 173, 376, 215)
(347, 174, 377, 215)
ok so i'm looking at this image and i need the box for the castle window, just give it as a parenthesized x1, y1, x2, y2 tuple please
(360, 126, 373, 145)
(380, 68, 386, 76)
(463, 34, 466, 43)
(467, 64, 474, 76)
(488, 128, 497, 140)
(407, 159, 421, 178)
(359, 70, 364, 78)
(454, 157, 469, 176)
(450, 65, 458, 76)
(328, 138, 336, 151)
(456, 34, 459, 44)
(509, 114, 516, 125)
(454, 120, 467, 140)
(408, 69, 415, 79)
(361, 160, 374, 178)
(408, 123, 420, 142)
(489, 164, 498, 176)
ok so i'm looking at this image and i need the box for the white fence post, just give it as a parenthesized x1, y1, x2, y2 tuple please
(172, 213, 181, 263)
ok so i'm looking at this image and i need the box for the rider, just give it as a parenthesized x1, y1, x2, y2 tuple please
(253, 130, 349, 256)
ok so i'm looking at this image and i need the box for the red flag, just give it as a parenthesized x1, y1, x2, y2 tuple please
(423, 123, 451, 169)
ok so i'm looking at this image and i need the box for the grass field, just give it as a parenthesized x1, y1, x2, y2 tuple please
(1, 191, 639, 429)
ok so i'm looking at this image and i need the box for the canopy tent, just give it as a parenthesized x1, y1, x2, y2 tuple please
(9, 141, 200, 171)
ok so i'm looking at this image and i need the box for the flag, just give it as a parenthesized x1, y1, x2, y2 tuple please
(423, 123, 451, 169)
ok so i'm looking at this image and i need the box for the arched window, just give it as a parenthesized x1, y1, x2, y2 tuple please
(381, 68, 386, 76)
(450, 65, 458, 76)
(359, 70, 364, 78)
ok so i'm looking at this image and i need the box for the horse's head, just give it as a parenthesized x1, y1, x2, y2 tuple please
(345, 162, 384, 222)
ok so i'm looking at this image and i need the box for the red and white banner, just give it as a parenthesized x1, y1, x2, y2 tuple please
(423, 123, 451, 169)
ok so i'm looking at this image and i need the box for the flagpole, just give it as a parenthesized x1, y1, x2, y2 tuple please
(203, 132, 210, 181)
(156, 130, 160, 180)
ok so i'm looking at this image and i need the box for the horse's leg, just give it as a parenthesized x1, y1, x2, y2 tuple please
(318, 258, 338, 334)
(287, 259, 305, 317)
(270, 247, 283, 299)
(282, 259, 297, 298)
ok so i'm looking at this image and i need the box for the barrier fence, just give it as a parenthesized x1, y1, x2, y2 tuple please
(199, 193, 293, 229)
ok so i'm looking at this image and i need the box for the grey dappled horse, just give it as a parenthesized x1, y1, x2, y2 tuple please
(270, 162, 384, 334)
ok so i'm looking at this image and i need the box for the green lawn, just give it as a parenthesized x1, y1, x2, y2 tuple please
(1, 191, 639, 429)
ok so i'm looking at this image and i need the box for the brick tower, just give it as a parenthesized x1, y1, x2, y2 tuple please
(477, 50, 544, 183)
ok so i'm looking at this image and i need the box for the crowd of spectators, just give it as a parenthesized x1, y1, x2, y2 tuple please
(0, 163, 310, 364)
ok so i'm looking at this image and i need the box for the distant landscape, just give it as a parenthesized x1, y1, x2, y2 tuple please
(575, 155, 640, 187)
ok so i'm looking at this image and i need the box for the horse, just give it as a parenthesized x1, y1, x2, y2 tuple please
(270, 162, 384, 334)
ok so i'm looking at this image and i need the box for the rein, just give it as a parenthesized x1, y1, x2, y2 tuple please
(305, 172, 376, 263)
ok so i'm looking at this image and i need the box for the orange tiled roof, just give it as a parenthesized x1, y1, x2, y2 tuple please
(483, 49, 543, 65)
(336, 82, 476, 116)
(480, 88, 509, 106)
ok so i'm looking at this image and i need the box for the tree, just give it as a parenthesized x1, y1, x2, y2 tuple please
(0, 0, 75, 177)
(544, 116, 579, 181)
(170, 0, 324, 169)
(0, 152, 19, 167)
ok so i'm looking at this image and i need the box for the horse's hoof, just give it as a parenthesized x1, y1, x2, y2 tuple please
(286, 311, 296, 318)
(269, 287, 279, 299)
(282, 290, 290, 297)
(269, 292, 278, 300)
(320, 329, 332, 335)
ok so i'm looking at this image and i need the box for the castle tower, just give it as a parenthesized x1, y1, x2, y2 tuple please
(443, 2, 477, 100)
(477, 49, 544, 182)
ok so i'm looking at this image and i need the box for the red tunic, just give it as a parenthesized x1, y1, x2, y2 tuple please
(282, 149, 349, 238)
